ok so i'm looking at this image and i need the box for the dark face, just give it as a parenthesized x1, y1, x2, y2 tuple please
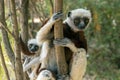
(28, 44, 39, 53)
(74, 17, 89, 30)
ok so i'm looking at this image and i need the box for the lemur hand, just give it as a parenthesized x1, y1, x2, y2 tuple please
(51, 11, 63, 21)
(53, 38, 73, 47)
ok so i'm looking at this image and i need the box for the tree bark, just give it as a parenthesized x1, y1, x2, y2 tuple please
(49, 0, 54, 15)
(20, 0, 30, 80)
(10, 0, 24, 80)
(0, 43, 10, 80)
(54, 0, 68, 75)
(0, 0, 15, 67)
(20, 0, 29, 43)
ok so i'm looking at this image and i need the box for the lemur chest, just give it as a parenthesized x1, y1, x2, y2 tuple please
(64, 30, 81, 48)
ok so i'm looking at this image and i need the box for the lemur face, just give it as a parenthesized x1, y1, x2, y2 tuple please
(73, 17, 89, 29)
(65, 8, 92, 31)
(27, 39, 39, 53)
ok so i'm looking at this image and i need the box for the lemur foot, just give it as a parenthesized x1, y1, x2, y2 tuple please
(36, 70, 56, 80)
(54, 38, 72, 47)
(52, 12, 63, 21)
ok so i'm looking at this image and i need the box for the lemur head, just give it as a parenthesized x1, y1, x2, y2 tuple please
(27, 39, 40, 53)
(64, 8, 92, 32)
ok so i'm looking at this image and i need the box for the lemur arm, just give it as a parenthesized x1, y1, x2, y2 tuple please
(36, 12, 63, 45)
(54, 38, 87, 80)
(54, 38, 78, 53)
(23, 57, 40, 72)
(36, 20, 55, 44)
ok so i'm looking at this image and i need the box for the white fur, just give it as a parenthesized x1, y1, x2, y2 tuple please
(36, 18, 56, 45)
(28, 39, 38, 46)
(64, 8, 92, 32)
(23, 57, 40, 72)
(39, 40, 50, 61)
(70, 48, 87, 80)
(27, 38, 42, 54)
(70, 9, 91, 19)
(36, 70, 55, 80)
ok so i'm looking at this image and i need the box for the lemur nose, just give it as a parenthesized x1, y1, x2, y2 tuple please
(78, 22, 85, 29)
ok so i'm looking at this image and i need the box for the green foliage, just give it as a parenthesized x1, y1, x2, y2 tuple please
(84, 0, 120, 79)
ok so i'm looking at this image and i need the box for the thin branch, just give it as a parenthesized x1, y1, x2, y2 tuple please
(39, 1, 46, 20)
(5, 7, 21, 21)
(49, 0, 54, 13)
(10, 0, 24, 80)
(30, 0, 44, 23)
(0, 22, 15, 38)
(0, 0, 15, 67)
(5, 13, 12, 20)
(0, 42, 10, 80)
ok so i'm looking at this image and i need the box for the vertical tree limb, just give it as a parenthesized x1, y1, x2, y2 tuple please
(54, 0, 68, 75)
(10, 0, 24, 80)
(0, 0, 15, 67)
(20, 0, 30, 80)
(0, 42, 10, 80)
(20, 0, 29, 43)
(49, 0, 54, 15)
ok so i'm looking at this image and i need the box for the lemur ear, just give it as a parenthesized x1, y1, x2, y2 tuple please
(68, 11, 72, 17)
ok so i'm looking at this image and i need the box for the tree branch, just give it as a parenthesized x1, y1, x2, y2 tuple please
(0, 42, 10, 80)
(20, 0, 30, 80)
(10, 0, 24, 80)
(0, 22, 15, 38)
(30, 0, 44, 23)
(54, 0, 68, 75)
(49, 0, 54, 14)
(0, 0, 15, 67)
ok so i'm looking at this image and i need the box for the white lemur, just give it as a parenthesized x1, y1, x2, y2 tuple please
(20, 37, 43, 79)
(20, 38, 41, 70)
(20, 8, 92, 80)
(36, 8, 92, 80)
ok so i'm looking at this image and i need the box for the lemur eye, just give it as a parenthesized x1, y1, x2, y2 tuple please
(74, 18, 80, 26)
(29, 44, 33, 48)
(83, 17, 89, 24)
(35, 46, 39, 50)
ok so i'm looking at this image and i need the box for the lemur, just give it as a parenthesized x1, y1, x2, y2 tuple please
(20, 8, 92, 80)
(20, 37, 41, 70)
(20, 37, 43, 79)
(36, 8, 92, 80)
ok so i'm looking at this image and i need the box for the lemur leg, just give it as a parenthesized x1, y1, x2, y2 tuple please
(36, 12, 63, 44)
(54, 38, 87, 80)
(70, 48, 87, 80)
(29, 64, 40, 80)
(40, 40, 51, 69)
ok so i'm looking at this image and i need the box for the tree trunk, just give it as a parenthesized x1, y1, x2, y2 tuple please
(20, 0, 30, 80)
(0, 0, 15, 67)
(10, 0, 24, 80)
(20, 0, 29, 42)
(0, 43, 10, 80)
(54, 0, 68, 75)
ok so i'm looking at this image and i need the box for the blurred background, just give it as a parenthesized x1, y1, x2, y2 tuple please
(0, 0, 120, 80)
